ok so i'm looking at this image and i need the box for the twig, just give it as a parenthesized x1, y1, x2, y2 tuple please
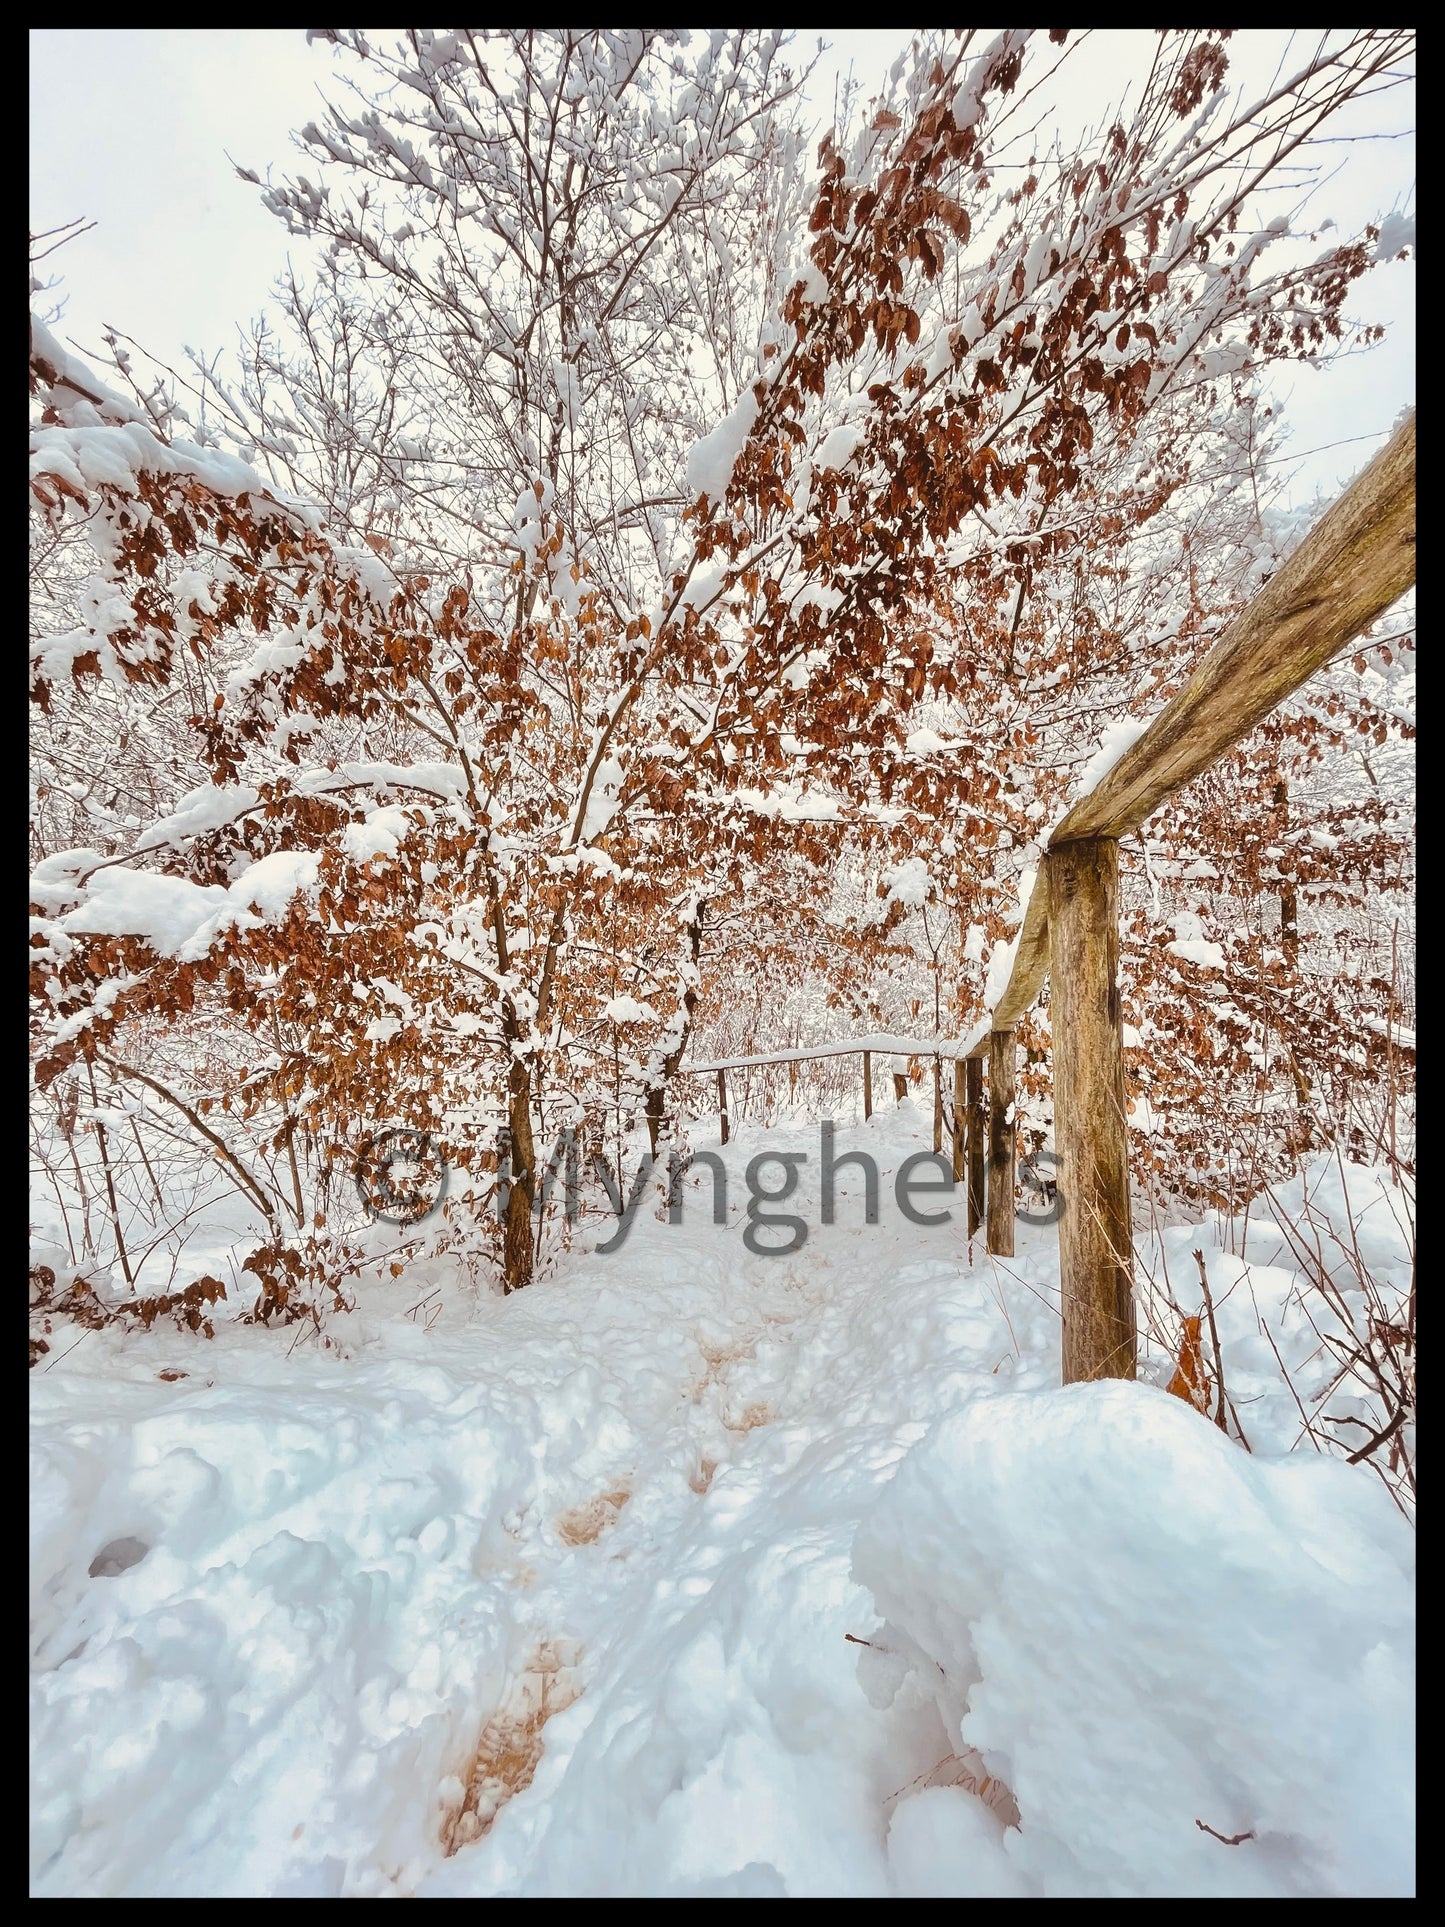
(1195, 1819, 1255, 1846)
(1344, 1404, 1406, 1465)
(1259, 1315, 1323, 1453)
(98, 1052, 279, 1229)
(1193, 1248, 1250, 1451)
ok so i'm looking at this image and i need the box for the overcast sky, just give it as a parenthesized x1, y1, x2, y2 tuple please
(30, 28, 1413, 508)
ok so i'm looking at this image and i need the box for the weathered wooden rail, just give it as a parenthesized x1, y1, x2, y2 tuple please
(684, 414, 1415, 1386)
(688, 1032, 977, 1152)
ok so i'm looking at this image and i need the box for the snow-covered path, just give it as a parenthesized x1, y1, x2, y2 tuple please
(30, 1107, 1414, 1897)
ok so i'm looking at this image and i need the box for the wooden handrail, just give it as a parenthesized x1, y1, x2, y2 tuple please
(971, 865, 1051, 1054)
(685, 1030, 983, 1075)
(978, 409, 1416, 1041)
(1050, 412, 1416, 848)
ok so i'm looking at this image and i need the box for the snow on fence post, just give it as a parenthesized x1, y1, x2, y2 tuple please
(986, 1029, 1016, 1258)
(952, 1058, 966, 1184)
(966, 1055, 986, 1238)
(1048, 837, 1135, 1383)
(863, 1050, 873, 1121)
(717, 1069, 730, 1145)
(932, 1056, 943, 1155)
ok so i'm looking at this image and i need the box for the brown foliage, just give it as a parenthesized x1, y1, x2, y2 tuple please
(1166, 1313, 1211, 1414)
(440, 1643, 582, 1856)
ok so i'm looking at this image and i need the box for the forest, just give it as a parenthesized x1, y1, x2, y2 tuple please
(30, 28, 1414, 1900)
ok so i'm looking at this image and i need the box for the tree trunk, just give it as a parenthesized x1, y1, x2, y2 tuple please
(718, 1069, 730, 1144)
(986, 1029, 1016, 1258)
(1048, 837, 1135, 1382)
(646, 900, 704, 1155)
(1273, 778, 1299, 960)
(503, 1052, 537, 1293)
(966, 1054, 985, 1237)
(863, 1050, 872, 1121)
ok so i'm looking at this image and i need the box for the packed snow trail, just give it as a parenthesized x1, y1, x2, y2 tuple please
(30, 1106, 1414, 1897)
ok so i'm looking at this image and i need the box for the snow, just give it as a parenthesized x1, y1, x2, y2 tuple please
(887, 1786, 1027, 1897)
(730, 784, 843, 824)
(32, 419, 281, 512)
(855, 1382, 1413, 1897)
(37, 850, 322, 962)
(814, 421, 867, 473)
(30, 1112, 1413, 1898)
(48, 865, 233, 955)
(340, 808, 414, 864)
(794, 260, 829, 306)
(30, 323, 309, 524)
(230, 851, 324, 919)
(1362, 1014, 1415, 1051)
(883, 855, 932, 906)
(134, 785, 262, 855)
(603, 995, 657, 1025)
(1071, 715, 1149, 805)
(575, 756, 625, 845)
(1167, 937, 1227, 969)
(982, 866, 1036, 1012)
(1165, 910, 1226, 969)
(684, 388, 760, 503)
(686, 1032, 979, 1075)
(1374, 211, 1415, 260)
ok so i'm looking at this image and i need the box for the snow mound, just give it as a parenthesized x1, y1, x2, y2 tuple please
(853, 1381, 1415, 1897)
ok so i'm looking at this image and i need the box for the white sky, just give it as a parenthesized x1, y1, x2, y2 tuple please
(30, 27, 1413, 507)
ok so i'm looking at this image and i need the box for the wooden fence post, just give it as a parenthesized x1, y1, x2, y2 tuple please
(862, 1050, 872, 1121)
(1048, 837, 1135, 1383)
(788, 1058, 797, 1105)
(986, 1029, 1016, 1258)
(966, 1054, 985, 1238)
(952, 1058, 966, 1183)
(717, 1068, 730, 1145)
(932, 1057, 943, 1154)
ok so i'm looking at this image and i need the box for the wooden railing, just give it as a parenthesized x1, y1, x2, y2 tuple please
(684, 412, 1416, 1386)
(686, 1031, 989, 1231)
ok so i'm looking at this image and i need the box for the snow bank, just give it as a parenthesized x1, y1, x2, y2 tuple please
(855, 1382, 1414, 1897)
